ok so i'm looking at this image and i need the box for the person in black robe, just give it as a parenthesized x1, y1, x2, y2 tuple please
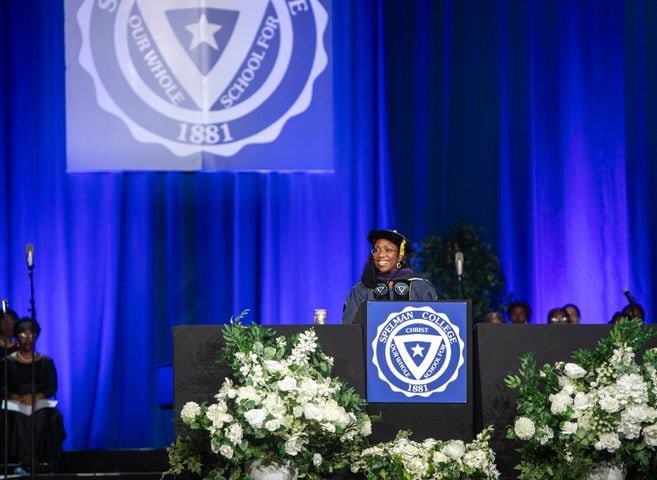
(0, 308, 19, 355)
(1, 318, 66, 472)
(341, 229, 439, 324)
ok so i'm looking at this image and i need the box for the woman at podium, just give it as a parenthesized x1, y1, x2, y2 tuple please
(341, 229, 439, 324)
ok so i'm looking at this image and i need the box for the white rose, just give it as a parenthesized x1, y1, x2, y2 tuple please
(284, 436, 305, 456)
(538, 425, 554, 445)
(402, 443, 419, 457)
(206, 403, 228, 428)
(226, 423, 243, 444)
(264, 360, 285, 374)
(219, 444, 234, 459)
(599, 396, 620, 413)
(560, 421, 578, 435)
(312, 453, 323, 467)
(642, 424, 657, 447)
(322, 400, 343, 423)
(564, 363, 587, 379)
(514, 417, 536, 440)
(433, 451, 449, 464)
(303, 403, 324, 422)
(180, 402, 201, 423)
(264, 419, 281, 432)
(594, 433, 621, 452)
(573, 392, 592, 411)
(244, 408, 268, 429)
(236, 386, 261, 404)
(277, 376, 297, 392)
(442, 440, 465, 459)
(359, 416, 372, 436)
(550, 391, 573, 415)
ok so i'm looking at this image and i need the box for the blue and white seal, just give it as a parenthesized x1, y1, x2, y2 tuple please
(76, 0, 328, 158)
(371, 305, 465, 398)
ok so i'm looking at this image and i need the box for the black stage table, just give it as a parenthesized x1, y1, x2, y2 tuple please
(173, 324, 473, 445)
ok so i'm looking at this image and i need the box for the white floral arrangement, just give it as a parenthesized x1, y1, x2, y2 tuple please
(350, 427, 500, 479)
(166, 314, 372, 480)
(506, 319, 657, 480)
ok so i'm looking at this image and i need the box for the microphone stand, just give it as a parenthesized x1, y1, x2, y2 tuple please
(27, 260, 37, 479)
(456, 275, 463, 299)
(2, 303, 8, 479)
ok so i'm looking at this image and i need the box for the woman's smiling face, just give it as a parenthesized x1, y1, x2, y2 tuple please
(371, 239, 400, 273)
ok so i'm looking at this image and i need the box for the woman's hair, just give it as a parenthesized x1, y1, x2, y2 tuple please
(360, 254, 413, 289)
(13, 317, 41, 339)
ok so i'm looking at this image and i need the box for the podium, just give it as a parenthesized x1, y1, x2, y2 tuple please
(362, 301, 473, 443)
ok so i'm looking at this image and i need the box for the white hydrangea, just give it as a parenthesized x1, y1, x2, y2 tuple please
(463, 449, 487, 469)
(180, 401, 201, 423)
(514, 417, 536, 440)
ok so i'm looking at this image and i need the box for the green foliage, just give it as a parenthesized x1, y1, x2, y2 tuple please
(416, 222, 507, 320)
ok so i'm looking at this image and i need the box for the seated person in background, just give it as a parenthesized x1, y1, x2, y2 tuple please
(609, 311, 624, 324)
(1, 318, 66, 472)
(342, 229, 439, 324)
(547, 308, 569, 324)
(483, 311, 506, 324)
(0, 307, 19, 354)
(507, 301, 531, 324)
(621, 303, 645, 321)
(563, 303, 581, 324)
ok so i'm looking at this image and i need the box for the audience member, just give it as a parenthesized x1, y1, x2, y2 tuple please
(0, 307, 19, 354)
(563, 303, 581, 324)
(621, 303, 645, 321)
(609, 311, 624, 324)
(507, 301, 531, 324)
(547, 307, 569, 324)
(483, 312, 506, 324)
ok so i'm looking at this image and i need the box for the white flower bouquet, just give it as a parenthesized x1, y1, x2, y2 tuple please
(350, 427, 500, 479)
(166, 313, 372, 480)
(506, 319, 657, 479)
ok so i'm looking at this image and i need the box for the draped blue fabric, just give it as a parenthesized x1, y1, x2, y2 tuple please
(1, 0, 656, 450)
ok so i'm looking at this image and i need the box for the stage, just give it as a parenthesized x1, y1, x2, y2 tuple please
(2, 449, 170, 479)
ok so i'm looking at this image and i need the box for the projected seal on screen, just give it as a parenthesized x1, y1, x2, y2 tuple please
(76, 0, 328, 157)
(371, 306, 465, 398)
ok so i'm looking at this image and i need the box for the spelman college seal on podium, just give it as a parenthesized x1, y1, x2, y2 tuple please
(75, 0, 328, 159)
(367, 303, 467, 403)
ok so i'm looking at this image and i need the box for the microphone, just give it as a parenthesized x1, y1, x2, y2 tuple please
(26, 244, 34, 270)
(455, 252, 464, 278)
(624, 289, 637, 306)
(1, 299, 7, 314)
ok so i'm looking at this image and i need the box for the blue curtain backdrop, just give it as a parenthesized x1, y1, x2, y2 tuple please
(1, 0, 656, 450)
